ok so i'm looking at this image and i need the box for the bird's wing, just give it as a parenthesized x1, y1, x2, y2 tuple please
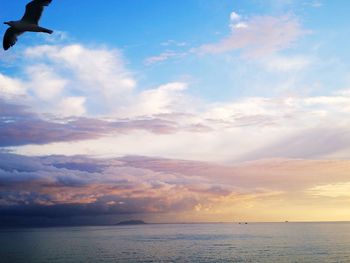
(21, 0, 53, 25)
(3, 28, 24, 50)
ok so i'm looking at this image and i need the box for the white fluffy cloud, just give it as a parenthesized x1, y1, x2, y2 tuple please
(0, 74, 25, 98)
(0, 44, 137, 117)
(25, 64, 67, 100)
(23, 44, 136, 115)
(11, 92, 350, 162)
(118, 82, 191, 117)
(230, 11, 242, 22)
(58, 97, 87, 117)
(2, 43, 350, 163)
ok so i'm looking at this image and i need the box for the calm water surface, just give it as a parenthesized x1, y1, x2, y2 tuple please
(1, 222, 350, 262)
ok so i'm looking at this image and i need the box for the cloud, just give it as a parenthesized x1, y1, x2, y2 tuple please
(19, 44, 136, 115)
(0, 74, 26, 99)
(25, 64, 68, 101)
(241, 126, 350, 161)
(1, 153, 350, 224)
(1, 41, 350, 164)
(145, 51, 181, 65)
(0, 153, 236, 218)
(41, 30, 69, 43)
(161, 40, 187, 47)
(197, 15, 306, 58)
(230, 11, 242, 22)
(0, 100, 99, 147)
(37, 44, 134, 92)
(1, 44, 193, 119)
(147, 13, 307, 64)
(145, 39, 189, 65)
(58, 97, 86, 117)
(0, 99, 211, 147)
(6, 91, 350, 162)
(119, 82, 191, 117)
(261, 54, 311, 72)
(307, 182, 350, 198)
(118, 156, 350, 190)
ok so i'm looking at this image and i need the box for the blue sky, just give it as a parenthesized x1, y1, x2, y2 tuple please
(3, 0, 350, 101)
(2, 0, 350, 224)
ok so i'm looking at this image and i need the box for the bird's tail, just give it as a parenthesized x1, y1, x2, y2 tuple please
(38, 27, 53, 34)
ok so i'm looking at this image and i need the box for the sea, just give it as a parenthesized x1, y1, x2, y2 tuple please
(1, 222, 350, 263)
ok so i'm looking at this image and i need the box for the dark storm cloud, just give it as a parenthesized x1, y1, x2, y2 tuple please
(0, 153, 224, 220)
(1, 152, 350, 225)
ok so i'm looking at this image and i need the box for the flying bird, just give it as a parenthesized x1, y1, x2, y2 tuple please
(3, 0, 53, 51)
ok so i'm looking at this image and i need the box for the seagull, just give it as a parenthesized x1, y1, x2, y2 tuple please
(3, 0, 53, 51)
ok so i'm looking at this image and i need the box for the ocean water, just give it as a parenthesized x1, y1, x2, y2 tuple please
(1, 222, 350, 263)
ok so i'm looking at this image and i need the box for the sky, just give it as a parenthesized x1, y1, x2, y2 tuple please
(1, 0, 350, 225)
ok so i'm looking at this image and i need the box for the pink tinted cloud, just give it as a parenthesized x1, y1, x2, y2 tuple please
(0, 100, 211, 147)
(146, 15, 307, 64)
(197, 15, 307, 58)
(2, 153, 350, 222)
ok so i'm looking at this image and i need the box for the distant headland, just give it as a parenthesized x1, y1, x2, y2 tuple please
(116, 220, 146, 226)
